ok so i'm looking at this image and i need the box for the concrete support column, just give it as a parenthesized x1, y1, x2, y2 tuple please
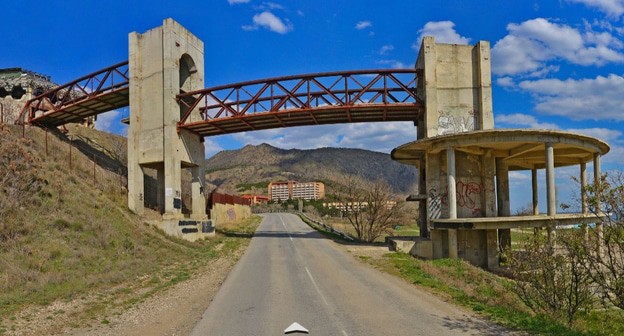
(418, 160, 429, 238)
(545, 143, 556, 216)
(495, 158, 511, 251)
(447, 147, 457, 219)
(594, 154, 603, 254)
(128, 164, 145, 215)
(545, 142, 556, 247)
(532, 167, 539, 215)
(191, 166, 207, 219)
(446, 147, 458, 259)
(157, 167, 165, 214)
(164, 158, 182, 219)
(448, 229, 458, 259)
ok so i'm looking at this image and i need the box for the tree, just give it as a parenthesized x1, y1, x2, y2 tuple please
(508, 230, 595, 326)
(337, 175, 403, 242)
(576, 171, 624, 309)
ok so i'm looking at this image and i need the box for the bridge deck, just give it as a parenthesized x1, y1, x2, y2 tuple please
(29, 87, 129, 127)
(180, 103, 421, 136)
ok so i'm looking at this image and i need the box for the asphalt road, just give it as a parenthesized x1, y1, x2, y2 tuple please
(190, 213, 509, 336)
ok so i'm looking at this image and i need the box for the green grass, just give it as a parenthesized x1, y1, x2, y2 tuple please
(369, 253, 624, 336)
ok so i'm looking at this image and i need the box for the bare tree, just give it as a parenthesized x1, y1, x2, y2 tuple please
(508, 230, 595, 326)
(576, 171, 624, 309)
(337, 175, 403, 242)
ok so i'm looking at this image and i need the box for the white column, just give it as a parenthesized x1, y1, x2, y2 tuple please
(545, 143, 556, 246)
(580, 162, 589, 242)
(447, 147, 457, 219)
(545, 143, 556, 216)
(532, 167, 539, 215)
(447, 147, 458, 259)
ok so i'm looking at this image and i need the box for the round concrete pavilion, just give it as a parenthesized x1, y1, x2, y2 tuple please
(391, 129, 610, 268)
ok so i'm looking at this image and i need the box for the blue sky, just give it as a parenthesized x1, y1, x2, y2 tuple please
(3, 0, 624, 211)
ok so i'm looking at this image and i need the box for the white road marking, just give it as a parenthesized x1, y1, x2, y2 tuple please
(278, 215, 294, 241)
(342, 331, 349, 336)
(305, 266, 329, 306)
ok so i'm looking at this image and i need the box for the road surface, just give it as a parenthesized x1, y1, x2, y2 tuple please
(191, 213, 509, 336)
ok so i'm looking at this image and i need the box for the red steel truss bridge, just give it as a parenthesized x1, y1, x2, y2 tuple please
(19, 63, 423, 135)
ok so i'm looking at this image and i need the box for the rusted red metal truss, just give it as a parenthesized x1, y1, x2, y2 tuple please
(176, 69, 423, 136)
(18, 61, 130, 127)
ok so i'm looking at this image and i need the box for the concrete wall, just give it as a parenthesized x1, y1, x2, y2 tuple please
(210, 203, 252, 226)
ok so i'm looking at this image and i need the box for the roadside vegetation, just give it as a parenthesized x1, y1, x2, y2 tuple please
(0, 125, 261, 334)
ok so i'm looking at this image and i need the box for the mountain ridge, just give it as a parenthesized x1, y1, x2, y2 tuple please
(205, 143, 418, 196)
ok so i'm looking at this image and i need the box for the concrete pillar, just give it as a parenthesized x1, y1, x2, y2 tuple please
(448, 229, 458, 259)
(446, 147, 458, 259)
(191, 166, 207, 219)
(447, 147, 457, 219)
(495, 158, 511, 251)
(532, 167, 539, 215)
(128, 164, 145, 215)
(486, 229, 499, 269)
(545, 143, 556, 216)
(580, 162, 588, 214)
(482, 152, 497, 217)
(594, 154, 603, 254)
(418, 160, 429, 237)
(157, 167, 165, 214)
(545, 142, 556, 247)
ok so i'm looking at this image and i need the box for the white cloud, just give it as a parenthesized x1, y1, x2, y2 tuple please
(518, 74, 624, 120)
(413, 21, 471, 50)
(491, 18, 624, 76)
(377, 59, 408, 69)
(566, 127, 623, 142)
(242, 11, 292, 34)
(355, 21, 372, 30)
(230, 122, 416, 153)
(204, 138, 225, 159)
(496, 77, 515, 87)
(495, 113, 559, 129)
(379, 44, 394, 55)
(228, 0, 250, 4)
(567, 0, 624, 18)
(95, 110, 121, 133)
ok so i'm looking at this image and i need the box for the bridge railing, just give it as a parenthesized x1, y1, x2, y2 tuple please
(176, 69, 421, 125)
(18, 61, 130, 124)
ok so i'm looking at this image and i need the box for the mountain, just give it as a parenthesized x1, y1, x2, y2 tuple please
(205, 143, 418, 196)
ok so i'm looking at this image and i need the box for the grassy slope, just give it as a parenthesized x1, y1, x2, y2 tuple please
(0, 125, 260, 333)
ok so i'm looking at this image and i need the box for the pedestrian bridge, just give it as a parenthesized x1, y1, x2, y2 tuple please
(19, 64, 422, 135)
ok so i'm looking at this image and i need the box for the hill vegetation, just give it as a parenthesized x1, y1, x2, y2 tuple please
(205, 143, 419, 196)
(0, 124, 256, 334)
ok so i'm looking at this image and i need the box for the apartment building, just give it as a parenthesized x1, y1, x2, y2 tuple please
(268, 181, 325, 201)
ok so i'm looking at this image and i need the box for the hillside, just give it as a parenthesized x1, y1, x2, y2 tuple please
(205, 144, 419, 196)
(0, 124, 252, 334)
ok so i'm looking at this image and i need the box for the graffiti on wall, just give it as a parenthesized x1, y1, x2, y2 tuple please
(438, 109, 478, 135)
(428, 180, 487, 218)
(227, 208, 236, 222)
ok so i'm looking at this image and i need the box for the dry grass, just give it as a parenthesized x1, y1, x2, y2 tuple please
(0, 125, 259, 334)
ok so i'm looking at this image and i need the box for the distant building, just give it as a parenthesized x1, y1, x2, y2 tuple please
(268, 181, 325, 201)
(242, 194, 269, 205)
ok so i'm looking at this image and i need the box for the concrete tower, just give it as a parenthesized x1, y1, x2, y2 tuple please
(127, 19, 207, 221)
